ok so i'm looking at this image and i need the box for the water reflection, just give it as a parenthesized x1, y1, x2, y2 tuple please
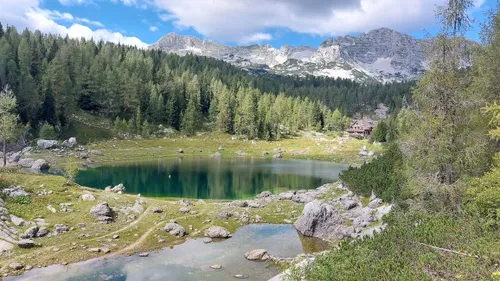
(76, 157, 347, 199)
(8, 224, 328, 281)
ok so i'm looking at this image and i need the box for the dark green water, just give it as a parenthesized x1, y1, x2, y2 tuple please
(75, 157, 347, 199)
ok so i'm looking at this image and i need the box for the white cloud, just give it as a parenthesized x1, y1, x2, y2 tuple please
(58, 0, 92, 5)
(149, 26, 158, 32)
(151, 0, 454, 43)
(239, 33, 273, 44)
(0, 0, 148, 48)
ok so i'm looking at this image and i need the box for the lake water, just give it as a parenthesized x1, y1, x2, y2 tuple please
(7, 224, 328, 281)
(75, 157, 348, 199)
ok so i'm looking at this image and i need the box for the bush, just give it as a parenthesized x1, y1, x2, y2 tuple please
(13, 195, 31, 204)
(307, 211, 500, 281)
(339, 144, 407, 203)
(39, 123, 57, 139)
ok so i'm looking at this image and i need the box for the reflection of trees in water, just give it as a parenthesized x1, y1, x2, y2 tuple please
(76, 158, 330, 199)
(297, 230, 330, 254)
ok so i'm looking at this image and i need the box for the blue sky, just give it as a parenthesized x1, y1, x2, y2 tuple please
(0, 0, 496, 48)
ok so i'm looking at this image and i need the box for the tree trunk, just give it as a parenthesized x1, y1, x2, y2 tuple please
(2, 140, 6, 167)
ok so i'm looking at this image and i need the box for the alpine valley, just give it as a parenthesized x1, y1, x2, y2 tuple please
(150, 28, 434, 83)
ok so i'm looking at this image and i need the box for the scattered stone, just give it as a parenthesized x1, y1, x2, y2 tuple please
(0, 240, 14, 252)
(177, 148, 184, 154)
(343, 200, 358, 210)
(216, 211, 233, 220)
(203, 238, 212, 244)
(273, 152, 283, 159)
(254, 215, 263, 223)
(47, 205, 57, 213)
(210, 265, 222, 270)
(61, 137, 77, 148)
(89, 150, 103, 156)
(37, 140, 58, 150)
(138, 252, 149, 257)
(20, 226, 39, 239)
(236, 150, 244, 156)
(257, 191, 273, 199)
(110, 184, 125, 193)
(244, 249, 270, 261)
(368, 198, 383, 209)
(90, 202, 114, 223)
(52, 247, 60, 252)
(10, 215, 25, 227)
(179, 199, 193, 206)
(17, 239, 35, 249)
(79, 152, 89, 159)
(261, 151, 269, 156)
(2, 186, 30, 198)
(204, 226, 231, 238)
(35, 227, 49, 238)
(87, 248, 101, 253)
(101, 248, 111, 254)
(234, 274, 249, 279)
(9, 263, 24, 270)
(18, 158, 35, 168)
(112, 235, 119, 239)
(231, 200, 248, 207)
(31, 159, 50, 171)
(178, 207, 190, 214)
(163, 222, 186, 237)
(81, 193, 96, 201)
(151, 206, 163, 213)
(53, 224, 69, 235)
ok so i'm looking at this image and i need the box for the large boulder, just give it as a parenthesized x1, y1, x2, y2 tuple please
(10, 215, 25, 226)
(7, 152, 21, 163)
(17, 158, 35, 168)
(294, 200, 347, 240)
(90, 202, 114, 223)
(81, 193, 96, 201)
(53, 224, 69, 235)
(31, 159, 50, 171)
(61, 137, 77, 148)
(244, 249, 270, 261)
(37, 140, 58, 150)
(163, 223, 186, 237)
(204, 226, 231, 238)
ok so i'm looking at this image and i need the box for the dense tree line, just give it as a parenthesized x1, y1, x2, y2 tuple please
(0, 23, 412, 139)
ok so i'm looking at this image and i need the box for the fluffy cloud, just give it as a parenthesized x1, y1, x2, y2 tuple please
(0, 0, 147, 48)
(153, 0, 485, 44)
(149, 26, 159, 32)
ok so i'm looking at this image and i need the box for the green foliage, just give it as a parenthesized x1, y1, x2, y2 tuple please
(372, 121, 388, 142)
(39, 122, 57, 139)
(13, 195, 31, 204)
(339, 145, 407, 203)
(308, 211, 500, 281)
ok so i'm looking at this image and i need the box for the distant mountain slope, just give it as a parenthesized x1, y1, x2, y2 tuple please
(150, 28, 435, 83)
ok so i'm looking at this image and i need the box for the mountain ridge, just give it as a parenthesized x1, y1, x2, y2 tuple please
(149, 28, 435, 83)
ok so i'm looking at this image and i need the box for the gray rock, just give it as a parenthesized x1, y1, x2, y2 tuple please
(368, 198, 383, 209)
(9, 263, 24, 270)
(20, 226, 39, 239)
(17, 158, 35, 168)
(31, 159, 50, 171)
(179, 199, 193, 206)
(178, 207, 190, 213)
(110, 184, 125, 193)
(216, 211, 233, 220)
(17, 239, 35, 248)
(2, 186, 29, 198)
(257, 191, 273, 199)
(81, 194, 96, 201)
(244, 249, 270, 261)
(54, 224, 69, 235)
(79, 152, 89, 159)
(291, 193, 315, 204)
(152, 206, 163, 213)
(261, 151, 269, 156)
(90, 202, 114, 223)
(278, 191, 295, 200)
(61, 137, 77, 148)
(273, 152, 283, 159)
(37, 140, 58, 150)
(204, 226, 231, 238)
(21, 147, 33, 154)
(236, 150, 245, 156)
(35, 227, 49, 238)
(8, 152, 21, 163)
(10, 215, 25, 226)
(89, 150, 103, 156)
(177, 148, 184, 154)
(231, 200, 248, 207)
(203, 237, 213, 244)
(0, 240, 14, 252)
(343, 200, 358, 210)
(294, 200, 346, 240)
(163, 222, 186, 236)
(139, 252, 149, 257)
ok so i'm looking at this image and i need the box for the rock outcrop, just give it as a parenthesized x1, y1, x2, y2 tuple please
(61, 137, 77, 148)
(163, 222, 186, 237)
(204, 226, 231, 238)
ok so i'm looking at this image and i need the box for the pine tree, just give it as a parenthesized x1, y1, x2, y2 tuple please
(0, 86, 18, 166)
